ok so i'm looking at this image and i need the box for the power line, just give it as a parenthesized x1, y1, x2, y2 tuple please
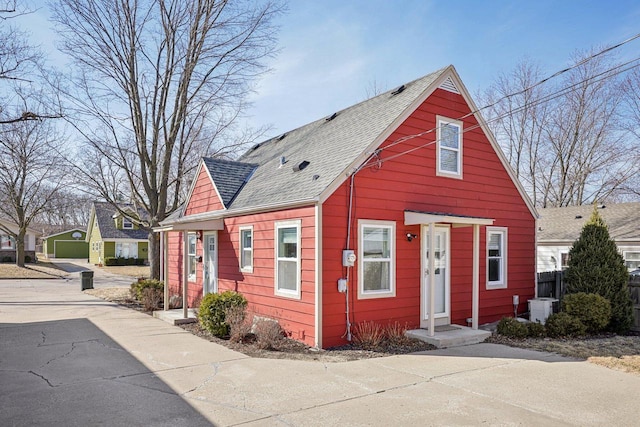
(360, 56, 640, 170)
(371, 32, 640, 160)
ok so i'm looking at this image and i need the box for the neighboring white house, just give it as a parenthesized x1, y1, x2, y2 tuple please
(537, 203, 640, 272)
(0, 218, 41, 262)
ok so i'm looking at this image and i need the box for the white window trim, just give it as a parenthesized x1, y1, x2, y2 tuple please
(187, 232, 197, 281)
(122, 217, 133, 229)
(358, 220, 396, 299)
(486, 227, 508, 289)
(436, 115, 463, 179)
(623, 250, 640, 270)
(274, 220, 301, 299)
(239, 225, 253, 273)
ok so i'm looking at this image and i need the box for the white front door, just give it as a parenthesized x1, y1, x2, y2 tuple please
(203, 233, 218, 295)
(421, 225, 450, 327)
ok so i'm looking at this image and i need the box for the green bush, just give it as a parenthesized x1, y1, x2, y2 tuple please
(527, 321, 546, 338)
(1, 256, 13, 263)
(496, 317, 528, 339)
(24, 255, 32, 263)
(130, 279, 164, 301)
(545, 312, 586, 338)
(564, 206, 634, 334)
(197, 291, 247, 337)
(562, 292, 611, 334)
(106, 257, 144, 266)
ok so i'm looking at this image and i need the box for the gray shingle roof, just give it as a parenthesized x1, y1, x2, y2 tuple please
(202, 158, 257, 207)
(538, 203, 640, 243)
(206, 67, 448, 212)
(92, 201, 148, 240)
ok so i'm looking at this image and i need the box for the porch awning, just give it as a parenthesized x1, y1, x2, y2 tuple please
(404, 210, 494, 227)
(155, 218, 224, 232)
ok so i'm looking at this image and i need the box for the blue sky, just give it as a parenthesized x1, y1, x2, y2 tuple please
(19, 0, 640, 137)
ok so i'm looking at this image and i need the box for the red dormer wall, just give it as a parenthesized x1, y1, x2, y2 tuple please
(184, 167, 225, 215)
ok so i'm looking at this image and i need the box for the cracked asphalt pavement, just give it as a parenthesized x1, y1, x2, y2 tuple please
(2, 278, 640, 426)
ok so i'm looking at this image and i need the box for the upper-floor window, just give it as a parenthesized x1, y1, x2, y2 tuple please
(487, 227, 508, 289)
(436, 116, 463, 178)
(275, 220, 301, 298)
(239, 226, 253, 273)
(358, 220, 396, 299)
(122, 217, 133, 229)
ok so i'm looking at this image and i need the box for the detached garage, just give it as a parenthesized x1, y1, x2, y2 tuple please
(43, 228, 89, 259)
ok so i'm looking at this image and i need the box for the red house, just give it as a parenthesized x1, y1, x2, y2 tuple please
(157, 65, 537, 348)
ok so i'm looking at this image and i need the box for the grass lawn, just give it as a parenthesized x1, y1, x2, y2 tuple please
(0, 260, 68, 279)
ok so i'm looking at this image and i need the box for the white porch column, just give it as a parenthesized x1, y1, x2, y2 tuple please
(161, 231, 169, 311)
(472, 224, 480, 330)
(428, 222, 436, 337)
(183, 231, 189, 319)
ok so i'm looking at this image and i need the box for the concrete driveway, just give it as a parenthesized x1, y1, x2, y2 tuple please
(1, 278, 639, 426)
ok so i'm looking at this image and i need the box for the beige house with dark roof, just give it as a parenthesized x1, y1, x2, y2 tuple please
(537, 203, 640, 272)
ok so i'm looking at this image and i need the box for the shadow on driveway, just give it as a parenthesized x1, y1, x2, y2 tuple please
(0, 318, 212, 426)
(48, 261, 90, 273)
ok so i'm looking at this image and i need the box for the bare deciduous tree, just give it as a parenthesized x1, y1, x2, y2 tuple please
(51, 0, 283, 278)
(481, 51, 635, 207)
(0, 90, 68, 266)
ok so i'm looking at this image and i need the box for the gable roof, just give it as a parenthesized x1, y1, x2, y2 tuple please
(43, 228, 86, 240)
(201, 158, 257, 208)
(162, 65, 536, 226)
(0, 217, 41, 235)
(88, 201, 148, 240)
(538, 202, 640, 243)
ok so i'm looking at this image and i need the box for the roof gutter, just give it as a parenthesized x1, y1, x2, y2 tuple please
(154, 197, 320, 232)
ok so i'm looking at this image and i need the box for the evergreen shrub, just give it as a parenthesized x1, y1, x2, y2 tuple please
(496, 317, 528, 339)
(563, 206, 633, 334)
(545, 312, 586, 338)
(197, 291, 247, 337)
(562, 292, 611, 334)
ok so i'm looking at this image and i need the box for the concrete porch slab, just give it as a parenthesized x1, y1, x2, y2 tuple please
(406, 325, 491, 348)
(153, 308, 197, 325)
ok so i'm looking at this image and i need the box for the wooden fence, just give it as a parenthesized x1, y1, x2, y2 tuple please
(537, 271, 640, 332)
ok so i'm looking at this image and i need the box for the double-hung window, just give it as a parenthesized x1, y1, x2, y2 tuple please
(436, 116, 463, 178)
(122, 217, 133, 229)
(275, 220, 301, 298)
(487, 227, 507, 289)
(187, 232, 197, 280)
(239, 226, 253, 273)
(358, 220, 395, 299)
(624, 251, 640, 271)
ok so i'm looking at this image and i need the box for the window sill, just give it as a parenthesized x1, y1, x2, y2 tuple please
(357, 290, 396, 300)
(275, 289, 301, 300)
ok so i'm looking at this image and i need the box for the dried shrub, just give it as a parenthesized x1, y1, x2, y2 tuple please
(141, 287, 163, 312)
(384, 321, 410, 345)
(225, 305, 252, 343)
(168, 295, 183, 309)
(545, 312, 586, 338)
(130, 279, 164, 301)
(496, 317, 528, 339)
(353, 321, 384, 349)
(254, 318, 283, 350)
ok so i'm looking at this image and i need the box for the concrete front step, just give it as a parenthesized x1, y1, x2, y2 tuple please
(406, 325, 492, 348)
(153, 308, 198, 325)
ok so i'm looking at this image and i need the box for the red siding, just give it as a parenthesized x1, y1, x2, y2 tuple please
(166, 206, 318, 346)
(321, 88, 536, 347)
(185, 166, 224, 215)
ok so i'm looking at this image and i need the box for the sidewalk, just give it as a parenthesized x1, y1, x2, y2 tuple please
(1, 277, 639, 426)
